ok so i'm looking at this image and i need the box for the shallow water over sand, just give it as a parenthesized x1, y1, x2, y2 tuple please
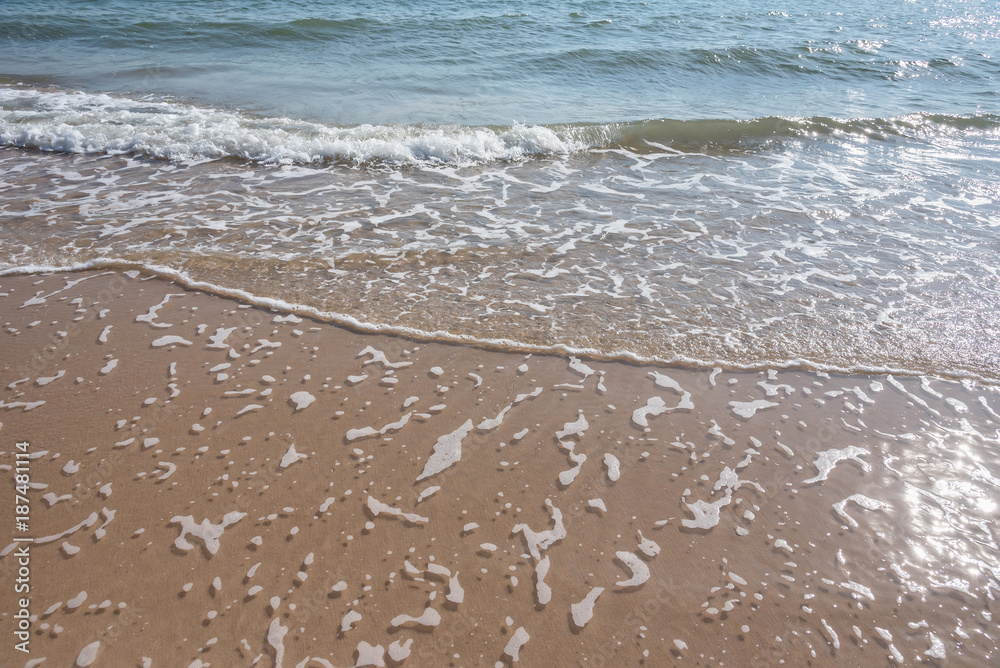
(0, 271, 997, 666)
(2, 123, 998, 381)
(2, 1, 999, 664)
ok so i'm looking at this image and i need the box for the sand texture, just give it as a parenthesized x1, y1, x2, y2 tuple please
(0, 271, 997, 667)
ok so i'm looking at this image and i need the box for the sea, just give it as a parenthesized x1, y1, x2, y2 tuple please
(2, 0, 998, 382)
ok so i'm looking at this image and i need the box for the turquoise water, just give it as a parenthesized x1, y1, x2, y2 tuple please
(2, 0, 997, 124)
(1, 0, 999, 380)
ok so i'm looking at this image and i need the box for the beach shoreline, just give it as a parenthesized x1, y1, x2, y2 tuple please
(0, 270, 997, 667)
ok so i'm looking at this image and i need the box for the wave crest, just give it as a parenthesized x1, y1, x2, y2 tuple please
(2, 85, 996, 167)
(0, 86, 580, 166)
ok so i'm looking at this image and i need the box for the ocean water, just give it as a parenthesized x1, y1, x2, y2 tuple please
(1, 0, 999, 380)
(3, 5, 1000, 665)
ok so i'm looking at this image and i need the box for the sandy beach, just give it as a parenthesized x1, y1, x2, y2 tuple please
(0, 269, 996, 666)
(4, 1, 1000, 665)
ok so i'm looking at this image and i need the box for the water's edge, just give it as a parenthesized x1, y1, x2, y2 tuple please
(3, 260, 994, 385)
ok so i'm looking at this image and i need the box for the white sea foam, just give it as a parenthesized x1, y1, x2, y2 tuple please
(832, 494, 889, 528)
(75, 641, 101, 667)
(389, 638, 413, 662)
(478, 387, 541, 431)
(267, 617, 288, 667)
(366, 495, 428, 525)
(821, 619, 840, 649)
(279, 444, 307, 469)
(729, 399, 780, 419)
(637, 531, 660, 557)
(358, 346, 412, 369)
(840, 580, 875, 601)
(569, 356, 597, 378)
(348, 411, 412, 441)
(289, 391, 315, 411)
(35, 370, 65, 386)
(503, 627, 530, 662)
(534, 556, 552, 605)
(415, 419, 474, 481)
(588, 498, 607, 512)
(632, 396, 667, 427)
(557, 443, 586, 486)
(803, 446, 871, 484)
(447, 572, 464, 604)
(556, 413, 589, 440)
(391, 607, 441, 629)
(513, 499, 566, 560)
(136, 294, 182, 328)
(65, 591, 88, 610)
(354, 641, 385, 667)
(603, 454, 621, 482)
(0, 87, 587, 167)
(170, 511, 246, 555)
(206, 327, 237, 349)
(571, 587, 604, 628)
(925, 632, 946, 659)
(32, 512, 99, 546)
(615, 551, 651, 587)
(340, 609, 362, 633)
(2, 261, 983, 383)
(416, 486, 440, 503)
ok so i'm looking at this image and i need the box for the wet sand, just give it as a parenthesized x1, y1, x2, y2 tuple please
(0, 270, 997, 667)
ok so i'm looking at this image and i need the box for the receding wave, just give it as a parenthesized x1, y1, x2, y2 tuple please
(2, 258, 988, 384)
(2, 85, 997, 167)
